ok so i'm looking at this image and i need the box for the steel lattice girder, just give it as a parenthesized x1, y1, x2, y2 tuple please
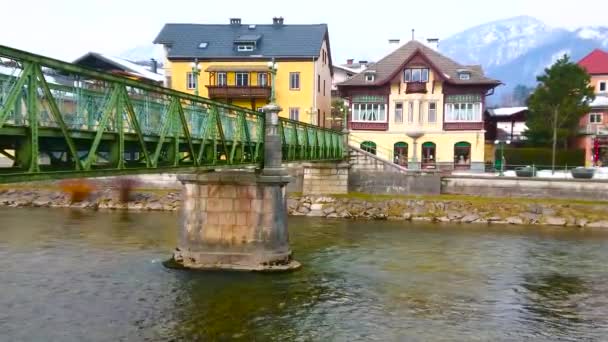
(0, 45, 343, 183)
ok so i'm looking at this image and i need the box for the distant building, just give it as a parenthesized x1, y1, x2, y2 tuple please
(338, 39, 501, 171)
(576, 49, 608, 166)
(73, 52, 164, 85)
(153, 17, 333, 126)
(484, 107, 528, 143)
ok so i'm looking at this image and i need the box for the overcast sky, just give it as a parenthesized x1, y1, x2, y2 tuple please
(2, 0, 607, 63)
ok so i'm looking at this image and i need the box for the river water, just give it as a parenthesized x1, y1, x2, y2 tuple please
(1, 208, 608, 341)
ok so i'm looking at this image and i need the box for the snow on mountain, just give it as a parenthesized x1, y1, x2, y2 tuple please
(119, 44, 164, 63)
(439, 16, 608, 105)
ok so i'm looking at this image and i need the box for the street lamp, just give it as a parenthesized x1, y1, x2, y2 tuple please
(267, 58, 279, 103)
(494, 139, 511, 176)
(189, 58, 202, 96)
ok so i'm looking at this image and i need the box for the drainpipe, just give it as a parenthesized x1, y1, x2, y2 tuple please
(312, 56, 317, 125)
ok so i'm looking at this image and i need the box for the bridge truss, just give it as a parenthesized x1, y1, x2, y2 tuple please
(0, 46, 343, 183)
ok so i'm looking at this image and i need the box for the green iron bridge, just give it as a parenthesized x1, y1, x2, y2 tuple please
(0, 45, 344, 183)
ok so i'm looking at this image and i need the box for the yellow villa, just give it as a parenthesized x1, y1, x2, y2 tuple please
(153, 17, 333, 126)
(338, 40, 501, 171)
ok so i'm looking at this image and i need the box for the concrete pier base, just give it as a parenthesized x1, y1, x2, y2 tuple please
(171, 170, 300, 272)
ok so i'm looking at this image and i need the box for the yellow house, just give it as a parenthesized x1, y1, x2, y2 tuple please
(154, 17, 333, 126)
(338, 40, 501, 171)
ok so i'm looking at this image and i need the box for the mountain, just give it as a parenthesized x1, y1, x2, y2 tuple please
(119, 44, 164, 63)
(439, 16, 608, 105)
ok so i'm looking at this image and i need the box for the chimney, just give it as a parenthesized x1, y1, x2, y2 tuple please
(358, 60, 368, 66)
(272, 17, 284, 25)
(388, 39, 400, 45)
(427, 38, 439, 51)
(346, 58, 354, 65)
(230, 18, 241, 25)
(150, 58, 158, 74)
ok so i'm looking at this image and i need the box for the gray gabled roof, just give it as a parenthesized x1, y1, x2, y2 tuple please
(154, 23, 329, 60)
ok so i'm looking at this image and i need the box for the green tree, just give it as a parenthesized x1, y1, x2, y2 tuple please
(330, 99, 348, 130)
(524, 55, 595, 172)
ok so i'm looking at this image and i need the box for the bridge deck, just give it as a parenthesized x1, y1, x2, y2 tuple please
(0, 45, 343, 183)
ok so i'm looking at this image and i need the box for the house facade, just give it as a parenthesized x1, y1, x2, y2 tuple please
(154, 17, 333, 126)
(338, 40, 501, 171)
(576, 49, 608, 166)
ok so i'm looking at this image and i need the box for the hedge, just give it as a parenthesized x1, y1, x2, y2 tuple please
(498, 148, 585, 167)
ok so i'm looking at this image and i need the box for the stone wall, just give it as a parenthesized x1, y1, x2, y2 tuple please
(302, 162, 349, 195)
(349, 170, 441, 195)
(443, 176, 608, 201)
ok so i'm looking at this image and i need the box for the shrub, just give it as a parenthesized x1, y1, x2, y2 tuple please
(498, 148, 584, 167)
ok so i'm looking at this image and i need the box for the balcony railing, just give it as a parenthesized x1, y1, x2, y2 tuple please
(405, 82, 427, 94)
(580, 124, 608, 135)
(207, 85, 271, 99)
(443, 122, 484, 130)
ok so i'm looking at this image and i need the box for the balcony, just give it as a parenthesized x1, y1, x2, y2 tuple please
(405, 82, 428, 94)
(443, 122, 484, 131)
(580, 124, 608, 135)
(206, 85, 271, 99)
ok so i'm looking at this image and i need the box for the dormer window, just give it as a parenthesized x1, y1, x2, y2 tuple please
(237, 44, 254, 52)
(364, 70, 376, 83)
(457, 69, 471, 80)
(459, 72, 471, 80)
(404, 68, 429, 83)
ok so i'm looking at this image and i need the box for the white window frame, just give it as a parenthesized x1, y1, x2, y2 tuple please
(186, 72, 197, 90)
(258, 73, 268, 87)
(217, 72, 227, 86)
(590, 113, 603, 124)
(444, 102, 482, 122)
(459, 72, 471, 80)
(289, 107, 300, 121)
(365, 74, 375, 82)
(289, 72, 300, 90)
(407, 101, 414, 123)
(235, 72, 249, 87)
(237, 44, 254, 52)
(394, 102, 403, 124)
(351, 103, 387, 123)
(428, 102, 437, 123)
(418, 101, 424, 124)
(599, 81, 607, 93)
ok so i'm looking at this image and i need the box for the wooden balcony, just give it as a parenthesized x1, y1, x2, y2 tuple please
(443, 122, 484, 130)
(405, 82, 428, 94)
(206, 85, 271, 99)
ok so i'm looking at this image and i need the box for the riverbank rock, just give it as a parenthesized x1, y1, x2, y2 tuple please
(460, 214, 480, 223)
(506, 216, 524, 225)
(587, 221, 608, 228)
(544, 216, 567, 226)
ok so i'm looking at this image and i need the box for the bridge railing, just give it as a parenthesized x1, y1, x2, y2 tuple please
(0, 45, 343, 182)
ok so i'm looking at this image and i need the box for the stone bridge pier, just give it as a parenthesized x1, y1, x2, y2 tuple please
(170, 104, 300, 271)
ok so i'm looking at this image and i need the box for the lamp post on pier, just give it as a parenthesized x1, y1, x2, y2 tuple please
(189, 58, 202, 96)
(267, 58, 278, 103)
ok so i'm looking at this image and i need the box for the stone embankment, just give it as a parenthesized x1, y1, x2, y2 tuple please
(0, 188, 180, 211)
(287, 195, 608, 228)
(2, 187, 608, 228)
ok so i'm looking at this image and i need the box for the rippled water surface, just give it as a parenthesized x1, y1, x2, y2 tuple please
(1, 208, 608, 341)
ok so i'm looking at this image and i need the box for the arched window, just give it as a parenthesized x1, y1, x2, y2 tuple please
(394, 142, 408, 166)
(454, 141, 471, 170)
(421, 142, 436, 169)
(361, 141, 377, 155)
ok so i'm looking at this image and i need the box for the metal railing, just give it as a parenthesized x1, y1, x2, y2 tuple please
(0, 45, 343, 183)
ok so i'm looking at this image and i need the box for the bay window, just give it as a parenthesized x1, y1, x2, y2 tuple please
(351, 95, 387, 122)
(404, 68, 429, 83)
(444, 94, 482, 122)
